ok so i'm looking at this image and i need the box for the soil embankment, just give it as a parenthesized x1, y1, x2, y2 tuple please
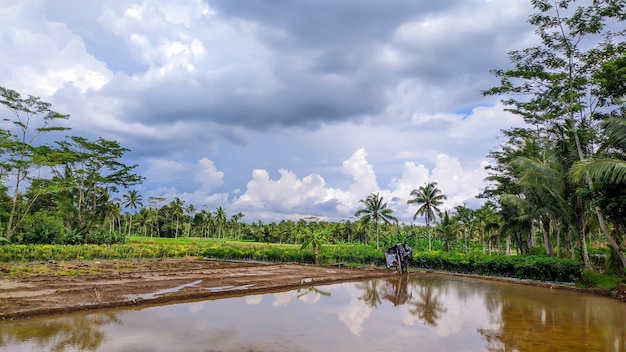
(0, 258, 392, 320)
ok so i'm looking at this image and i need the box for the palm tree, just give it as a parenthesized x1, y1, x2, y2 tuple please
(354, 193, 398, 249)
(435, 211, 461, 252)
(454, 204, 474, 253)
(185, 204, 196, 237)
(122, 190, 143, 235)
(570, 117, 626, 268)
(169, 198, 184, 238)
(514, 151, 593, 267)
(231, 212, 244, 240)
(299, 228, 332, 265)
(214, 206, 227, 238)
(407, 182, 447, 251)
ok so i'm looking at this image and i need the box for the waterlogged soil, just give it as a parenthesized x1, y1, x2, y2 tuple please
(0, 258, 393, 320)
(1, 258, 623, 322)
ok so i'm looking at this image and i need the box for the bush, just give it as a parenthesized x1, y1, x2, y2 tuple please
(20, 211, 66, 244)
(412, 252, 582, 283)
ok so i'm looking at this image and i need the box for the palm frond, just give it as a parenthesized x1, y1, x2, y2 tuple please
(570, 157, 626, 184)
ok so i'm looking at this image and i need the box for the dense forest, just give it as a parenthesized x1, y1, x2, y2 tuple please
(0, 0, 624, 271)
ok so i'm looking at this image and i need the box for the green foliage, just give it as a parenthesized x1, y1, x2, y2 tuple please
(20, 211, 66, 244)
(578, 270, 624, 290)
(412, 252, 583, 283)
(605, 245, 625, 274)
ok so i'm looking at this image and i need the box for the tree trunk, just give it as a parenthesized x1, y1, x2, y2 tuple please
(596, 207, 626, 269)
(506, 234, 511, 255)
(541, 215, 554, 256)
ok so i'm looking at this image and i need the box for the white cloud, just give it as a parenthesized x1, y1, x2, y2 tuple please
(337, 298, 372, 336)
(0, 1, 112, 97)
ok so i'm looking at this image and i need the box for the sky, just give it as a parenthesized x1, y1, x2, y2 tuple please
(0, 0, 537, 224)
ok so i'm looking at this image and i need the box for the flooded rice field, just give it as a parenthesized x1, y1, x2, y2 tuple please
(1, 273, 624, 352)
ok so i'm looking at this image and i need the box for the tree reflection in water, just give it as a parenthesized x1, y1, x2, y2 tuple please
(296, 286, 331, 299)
(0, 312, 121, 352)
(356, 275, 447, 327)
(408, 283, 447, 327)
(356, 279, 383, 308)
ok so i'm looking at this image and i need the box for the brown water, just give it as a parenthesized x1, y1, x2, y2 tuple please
(1, 274, 624, 352)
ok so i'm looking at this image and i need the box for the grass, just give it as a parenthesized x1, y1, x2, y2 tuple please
(580, 271, 625, 290)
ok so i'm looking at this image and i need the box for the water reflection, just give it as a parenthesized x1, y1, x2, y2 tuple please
(1, 274, 624, 352)
(0, 313, 121, 352)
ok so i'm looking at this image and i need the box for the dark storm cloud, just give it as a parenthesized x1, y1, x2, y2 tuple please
(101, 0, 534, 131)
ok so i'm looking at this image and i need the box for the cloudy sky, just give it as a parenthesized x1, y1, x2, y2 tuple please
(0, 0, 536, 223)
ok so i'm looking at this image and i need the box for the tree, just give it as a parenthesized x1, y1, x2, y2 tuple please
(407, 182, 447, 251)
(0, 87, 70, 240)
(185, 204, 196, 237)
(49, 136, 143, 231)
(215, 206, 227, 238)
(122, 190, 143, 235)
(454, 204, 475, 253)
(299, 228, 332, 265)
(231, 212, 244, 240)
(483, 0, 626, 268)
(354, 193, 398, 249)
(435, 211, 461, 252)
(169, 198, 184, 238)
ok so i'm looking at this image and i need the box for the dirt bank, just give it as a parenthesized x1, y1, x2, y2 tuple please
(0, 258, 393, 321)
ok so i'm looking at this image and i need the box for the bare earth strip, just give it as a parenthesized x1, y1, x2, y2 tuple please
(1, 257, 623, 321)
(0, 258, 393, 321)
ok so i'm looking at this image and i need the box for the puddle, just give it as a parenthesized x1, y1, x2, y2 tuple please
(205, 284, 255, 292)
(298, 278, 313, 284)
(124, 280, 202, 300)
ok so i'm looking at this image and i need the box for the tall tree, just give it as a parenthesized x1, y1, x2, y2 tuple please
(454, 204, 475, 253)
(185, 204, 196, 237)
(49, 136, 143, 231)
(0, 87, 70, 240)
(483, 0, 626, 268)
(436, 211, 461, 252)
(231, 212, 244, 240)
(122, 190, 143, 235)
(354, 193, 398, 249)
(169, 198, 184, 238)
(407, 182, 447, 251)
(214, 206, 227, 238)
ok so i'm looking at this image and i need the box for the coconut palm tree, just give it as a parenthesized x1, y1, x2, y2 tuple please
(214, 206, 227, 239)
(570, 117, 626, 268)
(169, 198, 184, 238)
(122, 190, 143, 235)
(436, 211, 461, 252)
(299, 228, 332, 265)
(454, 204, 474, 253)
(185, 204, 196, 237)
(407, 182, 447, 251)
(354, 193, 398, 249)
(230, 212, 244, 240)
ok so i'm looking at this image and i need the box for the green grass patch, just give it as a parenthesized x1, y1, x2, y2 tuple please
(579, 271, 624, 290)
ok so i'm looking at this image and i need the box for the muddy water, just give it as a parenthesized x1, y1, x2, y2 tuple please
(1, 274, 624, 352)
